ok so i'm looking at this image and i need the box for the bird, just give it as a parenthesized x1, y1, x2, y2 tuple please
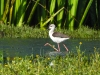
(44, 24, 70, 52)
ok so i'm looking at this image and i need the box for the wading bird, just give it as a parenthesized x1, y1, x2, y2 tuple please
(44, 24, 69, 52)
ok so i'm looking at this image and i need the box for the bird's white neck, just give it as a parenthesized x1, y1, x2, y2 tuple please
(49, 29, 54, 35)
(49, 28, 54, 38)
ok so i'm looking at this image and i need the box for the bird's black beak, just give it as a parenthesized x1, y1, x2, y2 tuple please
(48, 28, 50, 30)
(48, 25, 50, 30)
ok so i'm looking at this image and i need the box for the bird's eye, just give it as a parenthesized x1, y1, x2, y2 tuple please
(50, 25, 52, 27)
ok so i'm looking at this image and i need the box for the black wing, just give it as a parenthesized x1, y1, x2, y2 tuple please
(52, 32, 69, 38)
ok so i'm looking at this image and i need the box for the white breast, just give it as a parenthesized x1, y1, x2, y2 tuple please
(49, 32, 69, 43)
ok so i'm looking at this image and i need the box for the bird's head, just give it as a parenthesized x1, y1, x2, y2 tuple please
(48, 24, 55, 31)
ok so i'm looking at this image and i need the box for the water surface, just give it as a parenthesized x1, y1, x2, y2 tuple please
(0, 38, 100, 57)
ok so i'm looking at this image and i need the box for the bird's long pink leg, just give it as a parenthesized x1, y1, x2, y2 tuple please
(63, 44, 68, 51)
(57, 43, 60, 52)
(44, 43, 58, 51)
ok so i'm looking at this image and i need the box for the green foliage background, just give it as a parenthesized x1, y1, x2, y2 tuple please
(0, 0, 100, 30)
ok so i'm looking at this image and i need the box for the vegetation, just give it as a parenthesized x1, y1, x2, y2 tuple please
(1, 44, 100, 75)
(0, 0, 99, 39)
(0, 1, 100, 75)
(0, 24, 100, 39)
(0, 0, 100, 30)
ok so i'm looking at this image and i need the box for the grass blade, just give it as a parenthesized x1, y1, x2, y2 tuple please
(2, 0, 10, 23)
(16, 0, 27, 27)
(42, 7, 64, 27)
(0, 0, 4, 19)
(57, 0, 65, 29)
(79, 0, 93, 27)
(9, 0, 15, 25)
(50, 0, 56, 22)
(40, 0, 46, 29)
(27, 0, 40, 25)
(68, 0, 78, 31)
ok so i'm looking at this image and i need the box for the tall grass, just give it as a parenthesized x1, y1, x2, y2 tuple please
(50, 0, 56, 22)
(68, 0, 78, 31)
(39, 0, 46, 29)
(57, 0, 65, 29)
(79, 0, 93, 27)
(42, 7, 64, 28)
(0, 0, 4, 20)
(2, 0, 10, 23)
(9, 0, 15, 25)
(16, 0, 27, 27)
(0, 0, 100, 30)
(27, 0, 40, 25)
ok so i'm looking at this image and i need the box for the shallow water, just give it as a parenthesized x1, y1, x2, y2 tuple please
(0, 38, 100, 57)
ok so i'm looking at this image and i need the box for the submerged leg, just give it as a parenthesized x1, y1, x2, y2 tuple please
(63, 44, 68, 51)
(57, 43, 60, 52)
(44, 43, 58, 51)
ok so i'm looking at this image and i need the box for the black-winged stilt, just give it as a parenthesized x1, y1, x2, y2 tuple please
(44, 24, 69, 52)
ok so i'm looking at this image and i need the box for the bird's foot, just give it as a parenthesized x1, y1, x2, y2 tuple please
(44, 43, 49, 46)
(63, 44, 68, 51)
(44, 43, 59, 51)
